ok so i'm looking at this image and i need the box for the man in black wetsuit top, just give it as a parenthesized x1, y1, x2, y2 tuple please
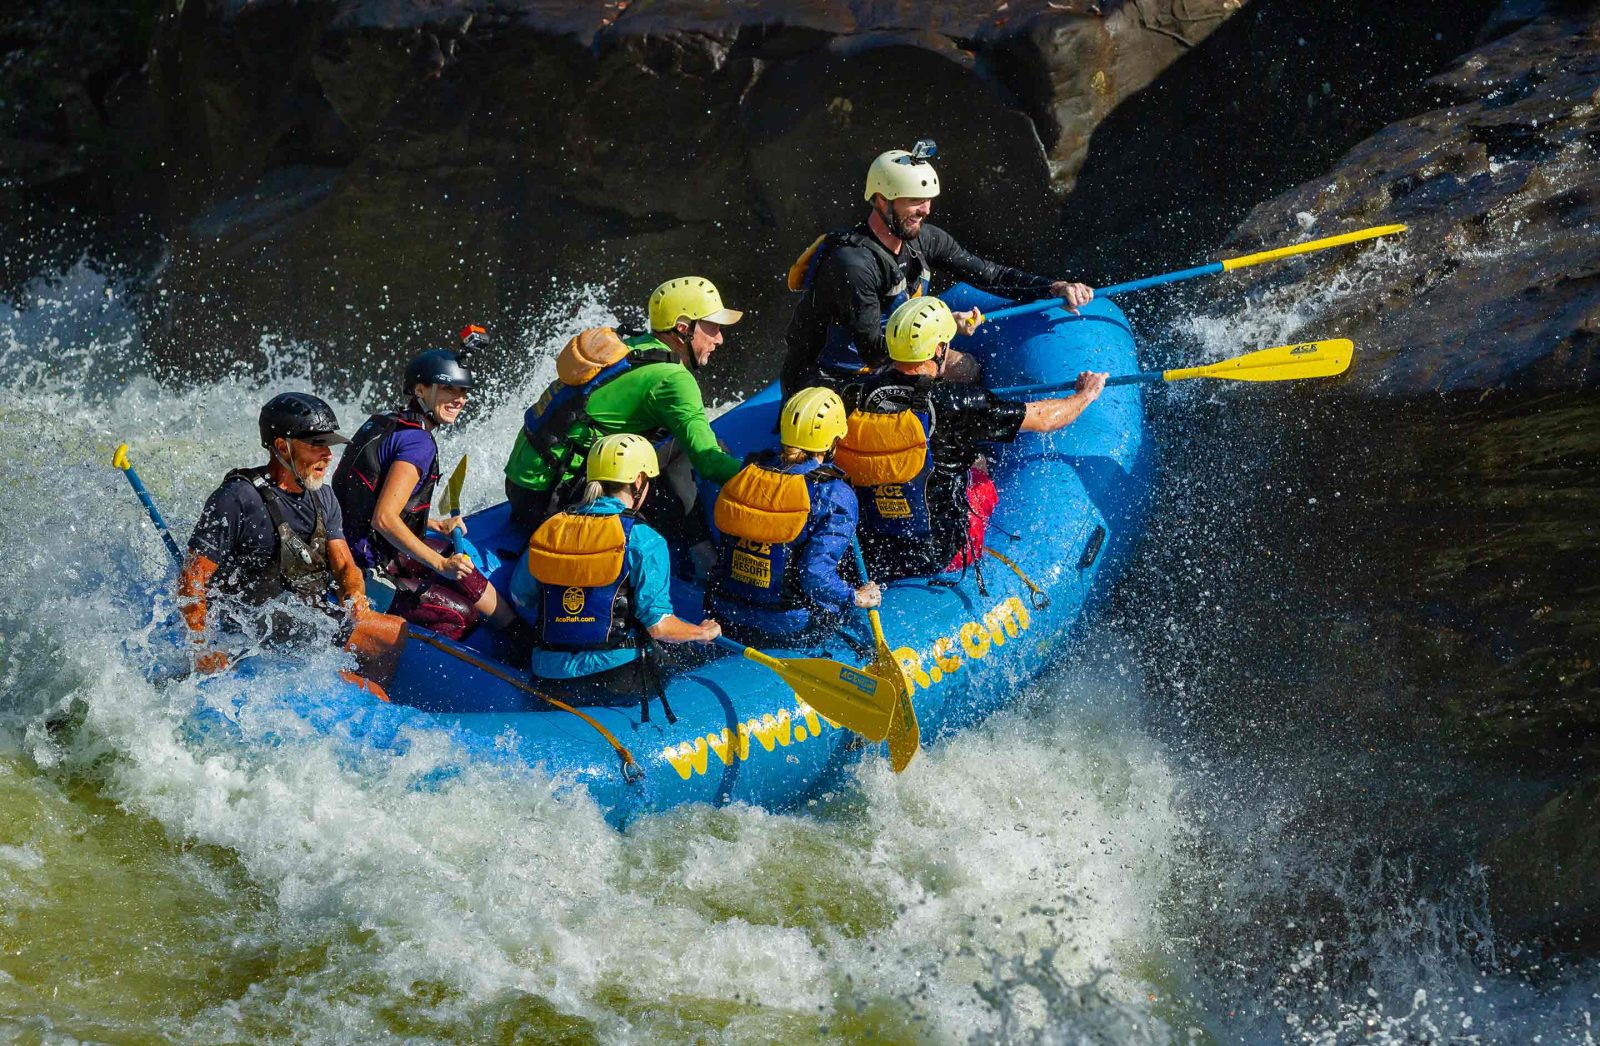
(837, 297, 1107, 582)
(781, 140, 1095, 400)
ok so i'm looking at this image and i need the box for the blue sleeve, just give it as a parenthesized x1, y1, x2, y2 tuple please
(507, 553, 539, 626)
(188, 481, 244, 563)
(387, 428, 438, 478)
(798, 482, 858, 612)
(626, 524, 676, 628)
(317, 488, 345, 542)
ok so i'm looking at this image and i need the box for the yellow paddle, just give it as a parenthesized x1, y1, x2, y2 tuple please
(979, 225, 1406, 324)
(440, 455, 469, 553)
(991, 338, 1354, 398)
(851, 539, 918, 771)
(713, 637, 896, 742)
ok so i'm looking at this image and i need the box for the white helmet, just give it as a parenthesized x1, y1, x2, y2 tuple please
(863, 147, 941, 203)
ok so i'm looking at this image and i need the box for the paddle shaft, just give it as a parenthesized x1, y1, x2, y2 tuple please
(981, 224, 1406, 324)
(114, 449, 184, 564)
(850, 541, 891, 650)
(992, 372, 1156, 397)
(851, 537, 919, 771)
(443, 457, 469, 555)
(714, 635, 778, 669)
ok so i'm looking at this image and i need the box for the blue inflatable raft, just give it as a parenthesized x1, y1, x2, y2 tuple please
(239, 286, 1150, 826)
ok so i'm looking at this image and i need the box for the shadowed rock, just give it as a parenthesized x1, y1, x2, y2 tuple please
(134, 0, 1239, 387)
(1116, 1, 1600, 956)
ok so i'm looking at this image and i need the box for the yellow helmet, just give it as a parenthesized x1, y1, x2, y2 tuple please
(885, 297, 957, 363)
(780, 387, 848, 453)
(586, 433, 660, 484)
(647, 277, 744, 332)
(864, 149, 941, 203)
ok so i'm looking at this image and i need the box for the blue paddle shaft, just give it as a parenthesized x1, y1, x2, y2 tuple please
(851, 537, 871, 584)
(980, 262, 1226, 325)
(990, 372, 1162, 398)
(118, 466, 184, 564)
(713, 636, 748, 657)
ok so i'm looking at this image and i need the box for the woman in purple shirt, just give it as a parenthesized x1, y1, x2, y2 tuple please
(332, 349, 515, 639)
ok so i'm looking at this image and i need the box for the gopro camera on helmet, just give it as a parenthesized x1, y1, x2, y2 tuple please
(908, 139, 937, 162)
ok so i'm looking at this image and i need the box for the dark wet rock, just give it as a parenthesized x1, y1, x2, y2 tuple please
(1044, 0, 1505, 279)
(1117, 3, 1599, 953)
(1485, 773, 1600, 949)
(0, 0, 163, 287)
(132, 0, 1242, 386)
(1220, 8, 1600, 396)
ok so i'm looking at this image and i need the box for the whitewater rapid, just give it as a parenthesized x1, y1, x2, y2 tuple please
(3, 259, 1598, 1042)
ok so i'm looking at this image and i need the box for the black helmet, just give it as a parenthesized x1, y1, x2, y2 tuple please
(258, 392, 349, 448)
(404, 349, 476, 392)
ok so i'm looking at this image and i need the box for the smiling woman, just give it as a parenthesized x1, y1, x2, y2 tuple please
(331, 349, 517, 640)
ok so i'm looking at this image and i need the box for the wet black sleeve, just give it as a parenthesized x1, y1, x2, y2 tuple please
(920, 224, 1056, 300)
(814, 243, 892, 369)
(935, 383, 1028, 445)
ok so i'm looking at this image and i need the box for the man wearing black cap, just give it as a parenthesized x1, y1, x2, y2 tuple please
(178, 392, 370, 673)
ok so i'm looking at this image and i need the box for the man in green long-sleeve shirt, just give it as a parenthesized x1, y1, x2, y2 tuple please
(504, 277, 745, 553)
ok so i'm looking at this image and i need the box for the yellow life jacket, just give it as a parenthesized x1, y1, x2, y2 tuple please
(525, 512, 636, 650)
(836, 408, 936, 538)
(554, 327, 631, 387)
(713, 460, 844, 611)
(835, 409, 929, 487)
(714, 465, 811, 544)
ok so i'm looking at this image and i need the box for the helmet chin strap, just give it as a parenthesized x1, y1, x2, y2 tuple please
(411, 387, 441, 427)
(875, 197, 911, 240)
(271, 442, 309, 491)
(677, 322, 701, 371)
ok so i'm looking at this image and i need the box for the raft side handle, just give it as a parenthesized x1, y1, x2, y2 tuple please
(1077, 526, 1107, 571)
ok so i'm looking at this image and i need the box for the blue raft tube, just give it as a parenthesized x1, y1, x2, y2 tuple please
(223, 285, 1151, 827)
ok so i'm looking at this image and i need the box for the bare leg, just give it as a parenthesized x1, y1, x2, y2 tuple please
(474, 584, 518, 630)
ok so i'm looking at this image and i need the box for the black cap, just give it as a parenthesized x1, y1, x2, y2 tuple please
(404, 349, 476, 391)
(259, 392, 349, 448)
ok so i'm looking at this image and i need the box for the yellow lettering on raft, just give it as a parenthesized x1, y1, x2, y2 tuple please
(983, 597, 1029, 645)
(657, 595, 1036, 780)
(748, 710, 793, 752)
(664, 703, 833, 779)
(894, 647, 932, 696)
(706, 725, 751, 766)
(663, 737, 710, 780)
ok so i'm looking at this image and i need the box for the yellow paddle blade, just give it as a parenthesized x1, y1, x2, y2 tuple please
(1162, 338, 1354, 384)
(442, 455, 469, 516)
(742, 647, 896, 742)
(864, 607, 919, 772)
(1220, 224, 1406, 272)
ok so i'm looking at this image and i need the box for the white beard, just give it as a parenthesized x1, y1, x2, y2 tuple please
(301, 472, 327, 492)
